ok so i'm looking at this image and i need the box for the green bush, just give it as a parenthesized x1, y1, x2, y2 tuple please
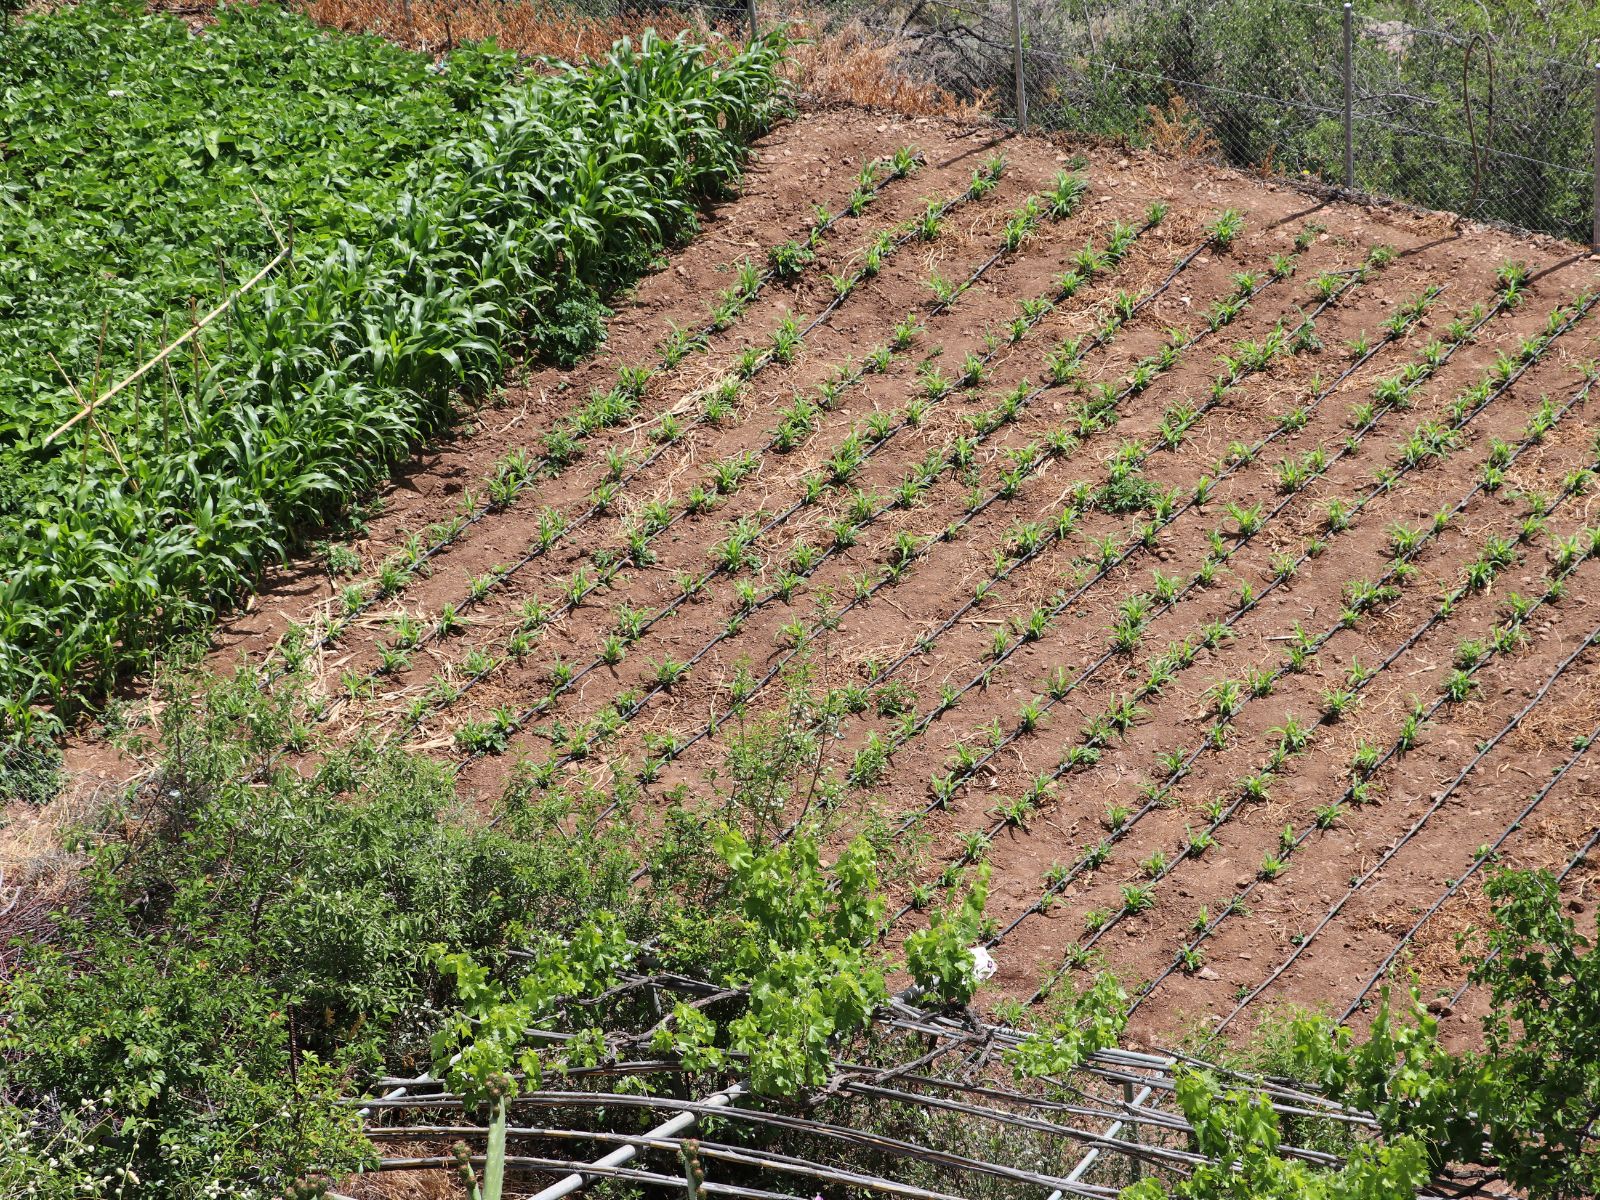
(0, 665, 640, 1196)
(1288, 866, 1600, 1199)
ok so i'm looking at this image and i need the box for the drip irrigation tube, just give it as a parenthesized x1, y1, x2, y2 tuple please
(1339, 707, 1600, 1020)
(266, 151, 924, 684)
(1213, 607, 1600, 1032)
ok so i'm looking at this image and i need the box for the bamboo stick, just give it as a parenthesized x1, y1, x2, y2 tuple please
(46, 352, 125, 474)
(42, 242, 290, 447)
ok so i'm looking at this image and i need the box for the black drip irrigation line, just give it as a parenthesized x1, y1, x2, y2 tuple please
(867, 274, 1451, 853)
(1213, 605, 1600, 1034)
(868, 255, 1378, 931)
(981, 284, 1589, 976)
(505, 208, 1169, 803)
(604, 218, 1247, 828)
(1135, 364, 1600, 1013)
(1061, 503, 1529, 977)
(1443, 820, 1600, 1010)
(454, 183, 1111, 780)
(1107, 422, 1600, 1005)
(389, 308, 895, 751)
(261, 150, 923, 687)
(317, 154, 977, 733)
(1340, 707, 1600, 1021)
(1042, 317, 1600, 995)
(886, 256, 1379, 750)
(880, 253, 1374, 696)
(1173, 500, 1600, 1013)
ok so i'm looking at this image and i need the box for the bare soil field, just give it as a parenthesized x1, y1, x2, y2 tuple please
(73, 105, 1600, 1051)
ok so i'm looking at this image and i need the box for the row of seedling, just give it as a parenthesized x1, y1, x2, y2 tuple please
(897, 272, 1441, 821)
(439, 203, 1166, 775)
(859, 239, 1376, 802)
(415, 175, 1106, 755)
(599, 209, 1256, 797)
(305, 159, 1027, 730)
(891, 284, 1587, 964)
(1009, 307, 1596, 994)
(858, 257, 1399, 925)
(1063, 419, 1598, 998)
(268, 146, 926, 679)
(1213, 588, 1600, 1033)
(570, 210, 1270, 809)
(785, 228, 1355, 874)
(1176, 412, 1600, 1022)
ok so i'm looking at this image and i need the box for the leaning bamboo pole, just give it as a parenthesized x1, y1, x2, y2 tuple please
(42, 242, 291, 447)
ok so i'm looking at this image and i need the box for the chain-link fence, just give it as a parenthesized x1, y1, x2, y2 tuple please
(861, 0, 1599, 244)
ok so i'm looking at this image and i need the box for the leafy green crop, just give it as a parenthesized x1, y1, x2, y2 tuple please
(0, 1, 516, 440)
(0, 1, 786, 767)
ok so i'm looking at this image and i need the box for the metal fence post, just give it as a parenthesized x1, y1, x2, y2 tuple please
(1342, 3, 1355, 190)
(1011, 0, 1027, 132)
(746, 0, 757, 45)
(1123, 1080, 1140, 1181)
(1592, 62, 1599, 252)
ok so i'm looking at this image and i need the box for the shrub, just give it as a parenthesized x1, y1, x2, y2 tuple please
(0, 665, 638, 1196)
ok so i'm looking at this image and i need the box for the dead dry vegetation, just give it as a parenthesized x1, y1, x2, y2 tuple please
(136, 0, 973, 114)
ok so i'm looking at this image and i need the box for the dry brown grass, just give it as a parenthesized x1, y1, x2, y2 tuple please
(298, 0, 711, 60)
(339, 1159, 457, 1200)
(1507, 670, 1600, 758)
(0, 781, 107, 971)
(1142, 94, 1219, 159)
(774, 5, 969, 115)
(170, 0, 970, 117)
(32, 0, 968, 116)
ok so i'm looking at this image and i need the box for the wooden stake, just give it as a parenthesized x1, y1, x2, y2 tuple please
(159, 315, 171, 456)
(131, 333, 143, 460)
(216, 246, 233, 354)
(189, 296, 201, 402)
(48, 353, 125, 475)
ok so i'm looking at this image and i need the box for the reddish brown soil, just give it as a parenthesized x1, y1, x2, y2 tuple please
(58, 104, 1600, 1056)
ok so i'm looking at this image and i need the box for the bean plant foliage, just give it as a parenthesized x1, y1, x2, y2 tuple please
(0, 0, 788, 786)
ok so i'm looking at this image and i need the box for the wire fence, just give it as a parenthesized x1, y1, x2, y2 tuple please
(854, 0, 1599, 244)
